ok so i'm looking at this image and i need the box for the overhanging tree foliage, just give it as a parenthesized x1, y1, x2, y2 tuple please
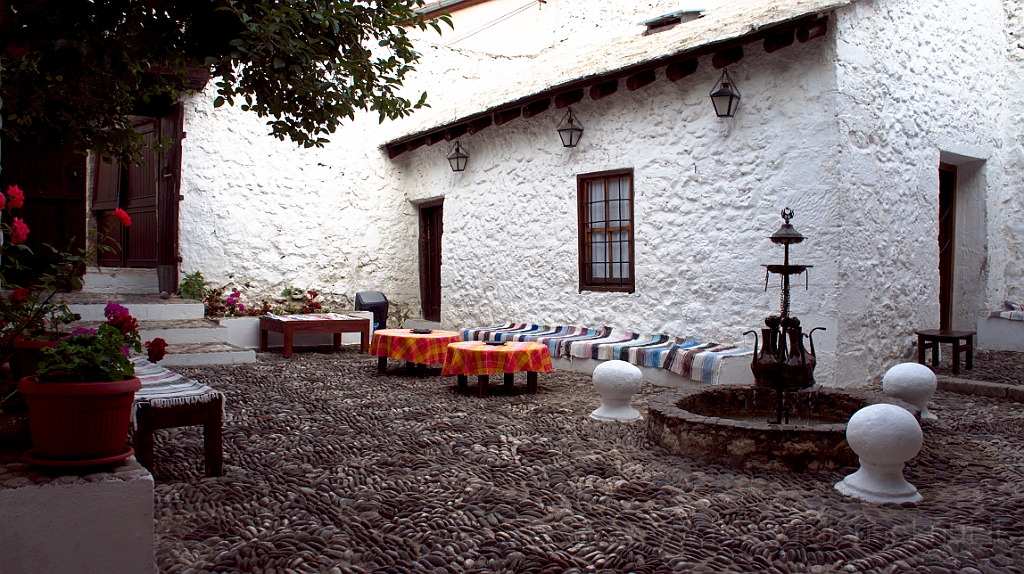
(0, 0, 451, 163)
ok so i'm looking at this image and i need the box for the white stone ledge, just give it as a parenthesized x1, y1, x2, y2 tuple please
(0, 459, 155, 574)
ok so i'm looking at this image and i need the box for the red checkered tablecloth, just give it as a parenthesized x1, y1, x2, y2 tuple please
(441, 341, 553, 376)
(369, 329, 462, 365)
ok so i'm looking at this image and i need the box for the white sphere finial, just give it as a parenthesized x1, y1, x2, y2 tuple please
(590, 360, 643, 422)
(883, 362, 938, 420)
(835, 403, 923, 503)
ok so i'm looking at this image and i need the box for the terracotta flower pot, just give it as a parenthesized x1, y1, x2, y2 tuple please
(18, 375, 141, 461)
(11, 337, 59, 381)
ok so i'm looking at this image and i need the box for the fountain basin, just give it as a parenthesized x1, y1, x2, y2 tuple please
(647, 385, 919, 472)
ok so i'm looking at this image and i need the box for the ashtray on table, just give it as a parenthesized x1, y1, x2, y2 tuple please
(484, 341, 506, 346)
(410, 329, 433, 334)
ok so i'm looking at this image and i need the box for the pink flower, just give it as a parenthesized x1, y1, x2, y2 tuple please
(0, 191, 6, 211)
(10, 217, 29, 244)
(6, 185, 24, 209)
(112, 208, 131, 227)
(120, 346, 131, 356)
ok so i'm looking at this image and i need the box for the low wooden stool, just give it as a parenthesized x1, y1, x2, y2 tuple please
(915, 329, 975, 376)
(135, 396, 224, 477)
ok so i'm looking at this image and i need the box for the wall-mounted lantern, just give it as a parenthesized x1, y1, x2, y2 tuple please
(557, 108, 584, 147)
(447, 140, 469, 172)
(709, 69, 741, 118)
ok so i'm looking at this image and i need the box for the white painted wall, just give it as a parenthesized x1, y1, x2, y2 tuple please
(831, 0, 1022, 383)
(176, 0, 1024, 386)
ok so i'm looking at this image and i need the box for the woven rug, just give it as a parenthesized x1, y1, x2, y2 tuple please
(130, 356, 223, 426)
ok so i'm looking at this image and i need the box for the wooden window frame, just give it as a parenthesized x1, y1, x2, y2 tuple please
(577, 168, 635, 293)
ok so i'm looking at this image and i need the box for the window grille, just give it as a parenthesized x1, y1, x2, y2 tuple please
(577, 169, 635, 292)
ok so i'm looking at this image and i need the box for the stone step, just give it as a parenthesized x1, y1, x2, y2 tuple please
(81, 267, 160, 294)
(68, 318, 227, 345)
(62, 293, 205, 322)
(159, 342, 256, 367)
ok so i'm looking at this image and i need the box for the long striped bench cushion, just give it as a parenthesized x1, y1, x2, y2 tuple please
(459, 323, 751, 384)
(989, 301, 1024, 321)
(130, 356, 223, 426)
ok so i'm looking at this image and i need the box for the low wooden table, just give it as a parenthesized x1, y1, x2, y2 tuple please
(259, 314, 370, 358)
(442, 341, 553, 397)
(916, 329, 975, 376)
(369, 329, 463, 374)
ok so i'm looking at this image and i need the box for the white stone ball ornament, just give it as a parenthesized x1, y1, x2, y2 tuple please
(835, 403, 923, 503)
(883, 362, 938, 420)
(590, 360, 643, 422)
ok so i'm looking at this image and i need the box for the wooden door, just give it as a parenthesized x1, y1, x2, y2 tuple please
(0, 140, 87, 286)
(124, 121, 160, 267)
(938, 164, 957, 331)
(418, 201, 443, 322)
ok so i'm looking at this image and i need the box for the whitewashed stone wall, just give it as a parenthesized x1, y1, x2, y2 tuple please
(176, 0, 1023, 386)
(831, 0, 1022, 383)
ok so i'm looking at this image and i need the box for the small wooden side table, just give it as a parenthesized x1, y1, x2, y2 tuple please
(915, 329, 975, 376)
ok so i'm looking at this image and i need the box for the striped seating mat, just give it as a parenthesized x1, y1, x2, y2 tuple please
(990, 302, 1024, 321)
(131, 357, 223, 425)
(459, 324, 751, 384)
(264, 313, 363, 321)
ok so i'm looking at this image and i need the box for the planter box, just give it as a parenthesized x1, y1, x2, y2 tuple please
(0, 461, 155, 574)
(221, 311, 375, 350)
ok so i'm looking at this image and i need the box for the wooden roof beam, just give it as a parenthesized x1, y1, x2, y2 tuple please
(494, 107, 522, 126)
(589, 79, 618, 101)
(468, 116, 493, 134)
(625, 70, 656, 91)
(426, 130, 448, 145)
(445, 124, 469, 140)
(522, 98, 551, 118)
(387, 143, 407, 159)
(798, 17, 828, 43)
(665, 59, 698, 81)
(763, 29, 794, 53)
(712, 46, 743, 69)
(554, 88, 584, 109)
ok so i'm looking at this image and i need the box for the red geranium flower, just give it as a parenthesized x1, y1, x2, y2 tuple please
(112, 208, 131, 227)
(0, 191, 6, 211)
(10, 217, 29, 244)
(9, 288, 30, 304)
(146, 338, 168, 363)
(6, 185, 24, 209)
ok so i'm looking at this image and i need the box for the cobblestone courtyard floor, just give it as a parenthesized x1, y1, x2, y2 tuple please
(138, 349, 1024, 573)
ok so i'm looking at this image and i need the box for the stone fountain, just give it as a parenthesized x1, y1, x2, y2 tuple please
(647, 209, 918, 472)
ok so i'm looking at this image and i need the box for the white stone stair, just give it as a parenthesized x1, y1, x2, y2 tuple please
(81, 267, 160, 295)
(60, 278, 256, 366)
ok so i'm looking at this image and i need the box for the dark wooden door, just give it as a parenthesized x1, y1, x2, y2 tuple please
(0, 140, 86, 286)
(124, 121, 160, 267)
(938, 164, 957, 331)
(418, 201, 443, 322)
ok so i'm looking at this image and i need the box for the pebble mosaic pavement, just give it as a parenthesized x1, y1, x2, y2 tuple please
(137, 349, 1024, 573)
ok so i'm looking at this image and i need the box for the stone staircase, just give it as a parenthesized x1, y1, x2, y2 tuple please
(63, 268, 255, 367)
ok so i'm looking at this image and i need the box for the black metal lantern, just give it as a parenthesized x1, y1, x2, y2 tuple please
(709, 69, 741, 118)
(446, 140, 469, 172)
(557, 108, 584, 148)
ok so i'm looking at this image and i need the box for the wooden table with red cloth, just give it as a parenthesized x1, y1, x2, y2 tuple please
(441, 341, 553, 397)
(369, 329, 462, 374)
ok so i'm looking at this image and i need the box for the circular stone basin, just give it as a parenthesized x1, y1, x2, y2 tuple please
(646, 385, 919, 473)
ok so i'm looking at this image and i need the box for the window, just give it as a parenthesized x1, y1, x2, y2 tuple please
(577, 169, 635, 292)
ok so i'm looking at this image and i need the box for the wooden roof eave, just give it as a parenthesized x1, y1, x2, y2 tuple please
(384, 14, 830, 160)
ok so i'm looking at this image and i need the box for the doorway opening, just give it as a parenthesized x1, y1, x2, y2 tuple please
(418, 199, 444, 323)
(92, 105, 184, 293)
(938, 163, 956, 331)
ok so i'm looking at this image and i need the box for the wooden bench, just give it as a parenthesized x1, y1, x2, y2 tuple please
(260, 313, 370, 358)
(131, 357, 224, 477)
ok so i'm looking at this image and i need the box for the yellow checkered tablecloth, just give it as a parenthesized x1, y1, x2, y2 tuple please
(441, 341, 553, 376)
(369, 329, 462, 365)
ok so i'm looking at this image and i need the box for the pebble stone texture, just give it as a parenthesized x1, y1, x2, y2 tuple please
(119, 348, 1024, 573)
(924, 350, 1024, 387)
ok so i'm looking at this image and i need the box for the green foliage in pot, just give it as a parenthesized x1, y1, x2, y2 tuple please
(36, 302, 141, 382)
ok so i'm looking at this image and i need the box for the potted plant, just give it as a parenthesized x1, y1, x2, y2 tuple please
(3, 287, 81, 380)
(17, 302, 144, 465)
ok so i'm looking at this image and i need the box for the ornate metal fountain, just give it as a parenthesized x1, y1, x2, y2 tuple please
(745, 208, 825, 424)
